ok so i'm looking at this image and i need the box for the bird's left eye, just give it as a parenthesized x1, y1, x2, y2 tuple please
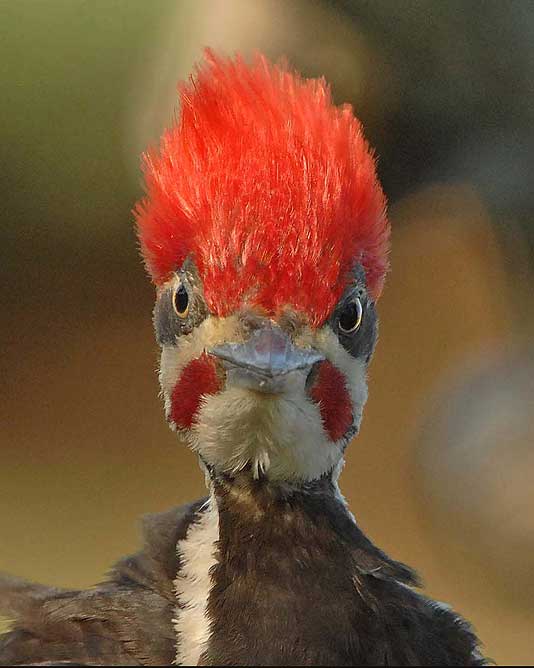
(338, 298, 363, 334)
(173, 284, 190, 318)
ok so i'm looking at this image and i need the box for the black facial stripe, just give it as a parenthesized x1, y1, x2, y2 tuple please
(154, 259, 209, 346)
(329, 264, 378, 363)
(338, 299, 378, 363)
(154, 288, 176, 345)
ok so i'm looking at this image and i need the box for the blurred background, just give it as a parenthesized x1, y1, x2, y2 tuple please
(1, 1, 533, 663)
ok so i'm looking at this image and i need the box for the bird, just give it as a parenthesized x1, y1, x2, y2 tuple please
(0, 50, 487, 666)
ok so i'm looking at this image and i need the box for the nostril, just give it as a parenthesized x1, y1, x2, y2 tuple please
(238, 308, 306, 339)
(238, 310, 271, 333)
(277, 309, 307, 337)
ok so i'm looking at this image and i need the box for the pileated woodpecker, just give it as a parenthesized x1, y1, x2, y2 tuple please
(0, 50, 485, 666)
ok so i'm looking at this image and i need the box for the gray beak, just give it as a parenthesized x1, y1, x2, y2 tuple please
(209, 324, 324, 393)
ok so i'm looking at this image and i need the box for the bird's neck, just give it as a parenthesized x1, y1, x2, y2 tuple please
(212, 467, 344, 517)
(175, 470, 412, 666)
(175, 464, 418, 666)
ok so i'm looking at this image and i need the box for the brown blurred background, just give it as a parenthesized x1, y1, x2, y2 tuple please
(1, 1, 534, 664)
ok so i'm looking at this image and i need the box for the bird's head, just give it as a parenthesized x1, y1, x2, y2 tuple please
(135, 51, 389, 484)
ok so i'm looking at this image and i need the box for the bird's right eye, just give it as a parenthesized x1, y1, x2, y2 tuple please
(173, 284, 190, 318)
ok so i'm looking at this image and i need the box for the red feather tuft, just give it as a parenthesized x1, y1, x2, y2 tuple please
(135, 50, 389, 326)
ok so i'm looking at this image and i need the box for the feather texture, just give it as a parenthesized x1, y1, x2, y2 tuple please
(0, 495, 487, 666)
(0, 503, 202, 667)
(135, 50, 389, 326)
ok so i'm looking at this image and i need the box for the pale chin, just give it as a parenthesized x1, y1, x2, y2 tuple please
(159, 317, 369, 483)
(174, 377, 364, 483)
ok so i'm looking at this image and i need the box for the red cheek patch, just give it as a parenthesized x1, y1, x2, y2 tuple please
(310, 361, 353, 442)
(170, 353, 222, 429)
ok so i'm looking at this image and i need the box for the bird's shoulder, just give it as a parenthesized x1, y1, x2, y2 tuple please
(0, 498, 206, 667)
(357, 574, 488, 666)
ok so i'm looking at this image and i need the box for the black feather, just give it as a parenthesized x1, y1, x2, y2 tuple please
(0, 502, 202, 667)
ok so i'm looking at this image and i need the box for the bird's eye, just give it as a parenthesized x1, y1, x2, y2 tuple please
(338, 298, 363, 334)
(173, 283, 190, 318)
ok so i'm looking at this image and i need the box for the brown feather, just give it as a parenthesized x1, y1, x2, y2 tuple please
(0, 501, 203, 666)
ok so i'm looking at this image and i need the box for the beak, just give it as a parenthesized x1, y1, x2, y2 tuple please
(209, 324, 324, 393)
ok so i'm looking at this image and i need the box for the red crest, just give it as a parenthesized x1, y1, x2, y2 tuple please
(135, 50, 389, 326)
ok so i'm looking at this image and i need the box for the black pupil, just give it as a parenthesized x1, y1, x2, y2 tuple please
(339, 301, 360, 332)
(174, 285, 189, 314)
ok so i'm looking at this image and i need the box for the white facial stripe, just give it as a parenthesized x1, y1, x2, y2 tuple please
(160, 315, 242, 393)
(160, 315, 242, 419)
(159, 315, 368, 481)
